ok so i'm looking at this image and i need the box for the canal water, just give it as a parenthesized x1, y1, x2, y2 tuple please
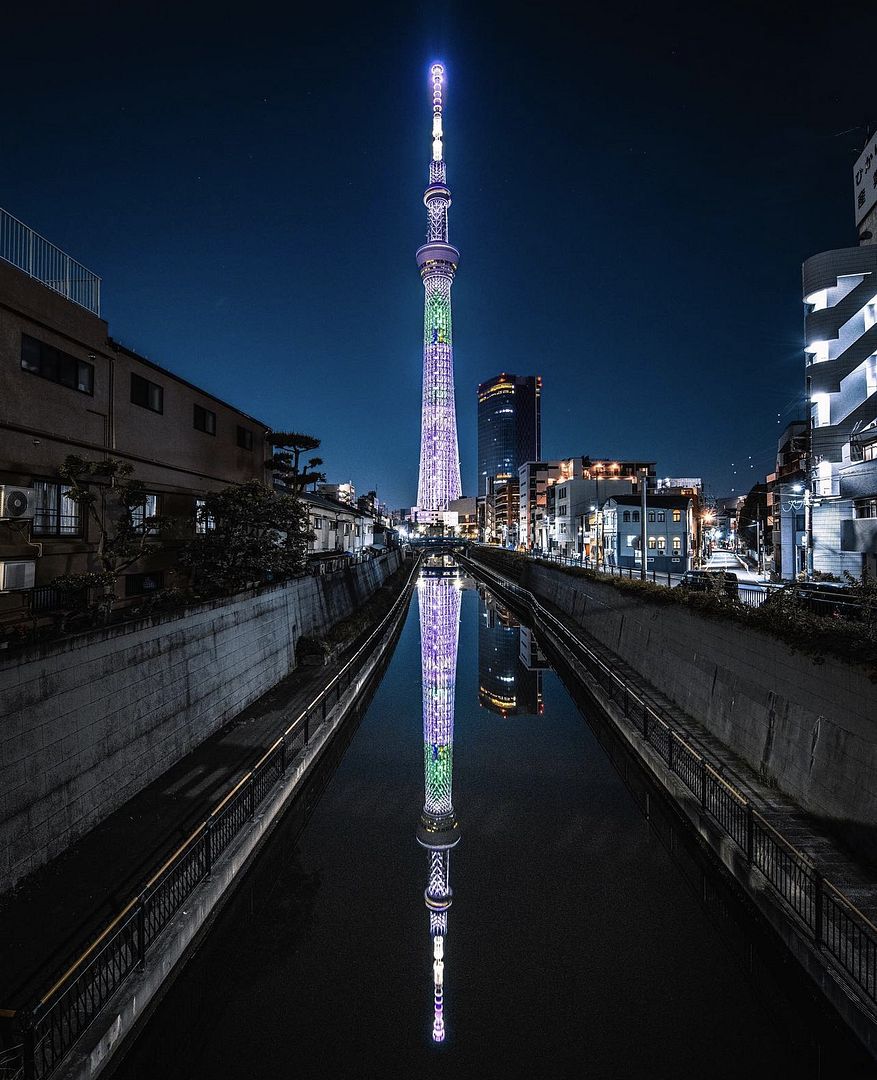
(112, 562, 873, 1079)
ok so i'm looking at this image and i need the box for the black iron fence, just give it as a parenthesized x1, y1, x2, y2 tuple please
(0, 557, 420, 1080)
(465, 555, 877, 1013)
(525, 551, 872, 621)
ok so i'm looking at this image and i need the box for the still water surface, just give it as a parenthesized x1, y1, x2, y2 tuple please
(114, 564, 873, 1079)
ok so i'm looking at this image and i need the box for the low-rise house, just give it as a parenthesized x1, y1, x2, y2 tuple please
(602, 495, 695, 573)
(303, 492, 374, 557)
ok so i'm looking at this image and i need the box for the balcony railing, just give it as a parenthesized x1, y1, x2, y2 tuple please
(0, 207, 101, 315)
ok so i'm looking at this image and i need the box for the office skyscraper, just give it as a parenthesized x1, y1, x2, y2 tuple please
(477, 373, 542, 497)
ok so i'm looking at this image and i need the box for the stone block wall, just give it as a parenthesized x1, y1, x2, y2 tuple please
(0, 551, 401, 890)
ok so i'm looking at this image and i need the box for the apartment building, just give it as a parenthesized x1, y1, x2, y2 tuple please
(0, 211, 270, 626)
(802, 135, 877, 578)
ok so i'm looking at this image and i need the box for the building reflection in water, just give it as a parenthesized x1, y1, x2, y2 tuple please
(477, 589, 545, 717)
(416, 561, 462, 1043)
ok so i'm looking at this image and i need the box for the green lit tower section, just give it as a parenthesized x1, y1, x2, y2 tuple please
(416, 569, 462, 1042)
(415, 63, 462, 520)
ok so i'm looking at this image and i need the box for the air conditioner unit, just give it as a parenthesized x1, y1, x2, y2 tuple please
(0, 560, 37, 592)
(0, 486, 36, 521)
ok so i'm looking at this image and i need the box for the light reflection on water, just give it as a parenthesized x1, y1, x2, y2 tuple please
(111, 558, 874, 1080)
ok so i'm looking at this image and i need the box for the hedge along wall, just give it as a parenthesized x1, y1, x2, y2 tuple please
(0, 550, 402, 891)
(473, 549, 877, 858)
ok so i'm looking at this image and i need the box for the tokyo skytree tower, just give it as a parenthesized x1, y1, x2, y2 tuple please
(415, 63, 462, 517)
(416, 570, 462, 1042)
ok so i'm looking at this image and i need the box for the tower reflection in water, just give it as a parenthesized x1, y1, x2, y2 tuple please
(416, 561, 462, 1044)
(478, 589, 546, 718)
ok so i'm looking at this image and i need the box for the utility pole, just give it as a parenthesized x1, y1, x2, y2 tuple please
(640, 468, 648, 580)
(804, 488, 813, 580)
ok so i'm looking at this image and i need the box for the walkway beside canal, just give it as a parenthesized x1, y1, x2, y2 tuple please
(0, 561, 414, 1010)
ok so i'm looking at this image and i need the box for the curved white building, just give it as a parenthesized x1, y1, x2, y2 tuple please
(803, 245, 877, 578)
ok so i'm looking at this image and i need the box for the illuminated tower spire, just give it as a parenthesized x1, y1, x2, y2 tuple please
(415, 63, 462, 519)
(416, 569, 462, 1042)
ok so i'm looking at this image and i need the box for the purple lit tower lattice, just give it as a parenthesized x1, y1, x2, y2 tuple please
(416, 570, 462, 1043)
(415, 64, 462, 518)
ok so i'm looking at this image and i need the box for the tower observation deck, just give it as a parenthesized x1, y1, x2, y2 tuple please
(415, 64, 462, 521)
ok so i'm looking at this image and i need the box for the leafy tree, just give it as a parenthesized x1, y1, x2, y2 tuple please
(268, 431, 321, 493)
(181, 480, 310, 593)
(305, 456, 326, 492)
(49, 456, 165, 619)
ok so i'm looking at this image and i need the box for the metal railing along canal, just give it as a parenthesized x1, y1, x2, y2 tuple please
(464, 555, 877, 1012)
(0, 557, 420, 1080)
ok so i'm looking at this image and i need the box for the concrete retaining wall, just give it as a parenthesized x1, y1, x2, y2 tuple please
(474, 551, 877, 854)
(0, 551, 401, 890)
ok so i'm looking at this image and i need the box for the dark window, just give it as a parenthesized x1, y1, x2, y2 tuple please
(125, 571, 165, 597)
(33, 480, 81, 536)
(194, 404, 216, 435)
(657, 511, 665, 522)
(21, 334, 93, 394)
(622, 511, 631, 523)
(632, 511, 640, 522)
(648, 510, 655, 522)
(236, 425, 254, 450)
(131, 373, 163, 413)
(795, 514, 806, 531)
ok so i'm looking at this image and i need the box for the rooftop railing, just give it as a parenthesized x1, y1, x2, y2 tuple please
(0, 207, 101, 315)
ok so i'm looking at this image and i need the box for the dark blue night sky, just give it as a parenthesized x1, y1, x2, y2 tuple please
(1, 2, 871, 507)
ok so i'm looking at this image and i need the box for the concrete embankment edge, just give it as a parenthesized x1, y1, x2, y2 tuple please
(475, 549, 877, 858)
(464, 553, 877, 1062)
(52, 563, 416, 1080)
(0, 551, 402, 890)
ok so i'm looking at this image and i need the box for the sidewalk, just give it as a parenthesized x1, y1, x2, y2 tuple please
(0, 591, 399, 1009)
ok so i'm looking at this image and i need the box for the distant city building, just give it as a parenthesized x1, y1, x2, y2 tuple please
(546, 474, 638, 558)
(0, 212, 270, 628)
(447, 496, 478, 540)
(518, 461, 564, 550)
(602, 495, 695, 573)
(477, 373, 542, 495)
(477, 373, 541, 546)
(801, 136, 877, 577)
(519, 457, 656, 552)
(656, 477, 702, 494)
(318, 481, 355, 505)
(766, 421, 807, 579)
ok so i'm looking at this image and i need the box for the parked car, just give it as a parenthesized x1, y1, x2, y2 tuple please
(678, 569, 739, 597)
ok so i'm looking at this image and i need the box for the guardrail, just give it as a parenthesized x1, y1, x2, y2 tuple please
(521, 551, 872, 620)
(463, 553, 877, 1011)
(0, 556, 421, 1080)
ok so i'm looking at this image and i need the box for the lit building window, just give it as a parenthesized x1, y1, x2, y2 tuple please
(132, 494, 160, 533)
(195, 498, 215, 534)
(33, 480, 81, 536)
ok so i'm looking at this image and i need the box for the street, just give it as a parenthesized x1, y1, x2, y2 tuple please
(705, 549, 762, 584)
